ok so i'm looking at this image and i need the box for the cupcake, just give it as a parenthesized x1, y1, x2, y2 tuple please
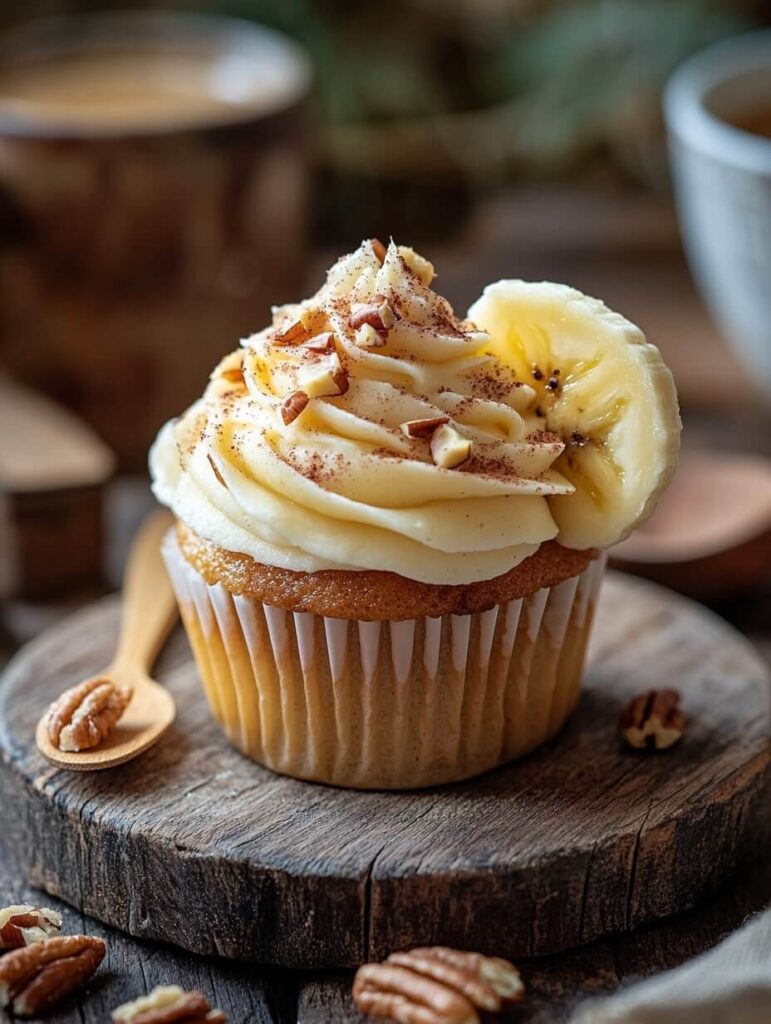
(151, 240, 680, 789)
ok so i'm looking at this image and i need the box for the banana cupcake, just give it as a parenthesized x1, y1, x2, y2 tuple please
(151, 240, 680, 789)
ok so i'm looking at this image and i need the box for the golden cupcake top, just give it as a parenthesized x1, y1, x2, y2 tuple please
(151, 239, 680, 585)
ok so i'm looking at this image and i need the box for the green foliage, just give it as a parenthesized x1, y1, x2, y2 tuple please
(486, 0, 749, 169)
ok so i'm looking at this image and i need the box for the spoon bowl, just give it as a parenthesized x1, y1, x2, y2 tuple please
(36, 509, 179, 770)
(36, 673, 175, 771)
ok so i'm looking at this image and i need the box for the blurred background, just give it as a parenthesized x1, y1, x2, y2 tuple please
(0, 0, 769, 659)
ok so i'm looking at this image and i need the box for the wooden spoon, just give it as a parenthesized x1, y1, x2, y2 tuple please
(36, 509, 178, 770)
(611, 451, 771, 598)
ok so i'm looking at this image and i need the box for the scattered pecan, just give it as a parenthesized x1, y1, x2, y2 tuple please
(0, 934, 106, 1017)
(353, 947, 523, 1024)
(46, 677, 130, 752)
(370, 238, 387, 264)
(620, 689, 686, 751)
(112, 985, 226, 1023)
(280, 390, 310, 426)
(400, 416, 450, 439)
(0, 906, 62, 950)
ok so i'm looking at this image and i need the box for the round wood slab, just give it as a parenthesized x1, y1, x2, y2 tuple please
(0, 573, 768, 969)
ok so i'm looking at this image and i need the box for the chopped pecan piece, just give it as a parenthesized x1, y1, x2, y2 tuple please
(430, 424, 472, 469)
(331, 368, 350, 395)
(353, 947, 523, 1024)
(207, 454, 227, 489)
(46, 677, 130, 752)
(298, 353, 349, 398)
(370, 238, 387, 264)
(400, 416, 450, 439)
(354, 324, 388, 349)
(274, 318, 309, 345)
(280, 390, 310, 426)
(350, 297, 394, 335)
(621, 689, 685, 751)
(112, 985, 227, 1023)
(0, 934, 106, 1017)
(303, 331, 337, 355)
(0, 906, 62, 950)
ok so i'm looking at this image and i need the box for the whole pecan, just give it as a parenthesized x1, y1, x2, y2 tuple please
(112, 985, 227, 1023)
(353, 947, 523, 1024)
(0, 905, 62, 950)
(620, 689, 686, 751)
(46, 676, 130, 752)
(0, 934, 106, 1017)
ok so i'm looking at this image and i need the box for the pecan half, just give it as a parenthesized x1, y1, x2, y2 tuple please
(46, 677, 130, 752)
(112, 985, 227, 1023)
(0, 906, 62, 950)
(280, 390, 310, 426)
(0, 935, 106, 1017)
(620, 689, 685, 751)
(353, 947, 523, 1024)
(298, 353, 349, 398)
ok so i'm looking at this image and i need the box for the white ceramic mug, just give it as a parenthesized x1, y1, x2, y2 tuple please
(664, 30, 771, 398)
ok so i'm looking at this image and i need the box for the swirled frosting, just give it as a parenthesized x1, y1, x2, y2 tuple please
(150, 240, 574, 585)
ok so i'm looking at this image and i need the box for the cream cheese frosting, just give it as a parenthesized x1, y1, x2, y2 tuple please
(150, 240, 574, 585)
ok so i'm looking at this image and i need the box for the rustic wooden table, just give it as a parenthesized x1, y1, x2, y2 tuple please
(1, 196, 769, 1022)
(0, 835, 768, 1022)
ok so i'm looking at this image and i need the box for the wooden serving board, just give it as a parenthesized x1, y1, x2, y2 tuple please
(0, 573, 768, 969)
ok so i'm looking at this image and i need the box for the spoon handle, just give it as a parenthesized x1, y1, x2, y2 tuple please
(112, 509, 178, 677)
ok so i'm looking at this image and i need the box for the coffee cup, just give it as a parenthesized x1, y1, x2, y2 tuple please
(665, 30, 771, 399)
(0, 12, 311, 467)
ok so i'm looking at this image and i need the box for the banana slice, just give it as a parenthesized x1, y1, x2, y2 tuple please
(468, 281, 681, 549)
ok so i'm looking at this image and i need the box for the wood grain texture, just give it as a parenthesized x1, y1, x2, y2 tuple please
(0, 573, 768, 969)
(0, 790, 769, 1023)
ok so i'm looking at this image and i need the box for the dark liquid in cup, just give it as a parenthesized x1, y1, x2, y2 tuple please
(726, 105, 771, 139)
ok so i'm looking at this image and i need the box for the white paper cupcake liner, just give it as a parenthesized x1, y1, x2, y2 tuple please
(163, 531, 605, 789)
